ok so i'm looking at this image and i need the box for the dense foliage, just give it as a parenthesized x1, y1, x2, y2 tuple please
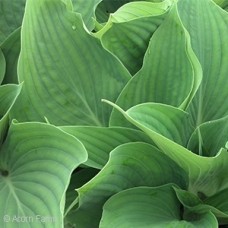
(0, 0, 228, 227)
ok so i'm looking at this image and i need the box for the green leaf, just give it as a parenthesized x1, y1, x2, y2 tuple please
(0, 84, 22, 145)
(104, 100, 228, 197)
(10, 0, 130, 126)
(0, 121, 88, 228)
(104, 1, 170, 24)
(97, 1, 171, 74)
(95, 0, 167, 23)
(60, 126, 153, 169)
(0, 28, 20, 84)
(178, 0, 228, 124)
(71, 0, 102, 31)
(0, 48, 5, 84)
(188, 115, 228, 156)
(100, 185, 218, 228)
(205, 188, 228, 224)
(207, 188, 228, 213)
(109, 3, 202, 127)
(174, 188, 228, 224)
(213, 0, 228, 11)
(110, 102, 194, 147)
(0, 0, 26, 44)
(74, 142, 187, 228)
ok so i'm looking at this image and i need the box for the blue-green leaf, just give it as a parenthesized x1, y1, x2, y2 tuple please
(0, 121, 87, 228)
(74, 142, 187, 227)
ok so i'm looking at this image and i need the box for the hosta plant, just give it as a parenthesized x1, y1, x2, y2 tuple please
(0, 0, 228, 227)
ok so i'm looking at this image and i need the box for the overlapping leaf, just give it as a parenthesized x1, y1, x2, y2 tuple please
(60, 126, 153, 169)
(96, 1, 171, 74)
(109, 4, 202, 127)
(10, 0, 131, 126)
(96, 0, 133, 23)
(0, 0, 227, 227)
(176, 0, 228, 161)
(105, 100, 228, 197)
(95, 0, 167, 23)
(213, 0, 228, 11)
(100, 185, 218, 228)
(174, 187, 228, 224)
(0, 121, 87, 228)
(74, 142, 187, 227)
(205, 188, 228, 224)
(178, 0, 228, 124)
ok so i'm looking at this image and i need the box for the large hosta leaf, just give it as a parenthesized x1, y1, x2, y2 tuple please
(178, 0, 228, 124)
(96, 1, 171, 74)
(0, 28, 20, 84)
(100, 185, 218, 228)
(60, 126, 152, 169)
(74, 142, 187, 228)
(0, 84, 22, 145)
(110, 3, 202, 127)
(105, 101, 228, 197)
(0, 0, 26, 44)
(0, 121, 87, 228)
(10, 0, 130, 126)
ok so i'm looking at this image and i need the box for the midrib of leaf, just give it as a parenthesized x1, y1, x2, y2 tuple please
(73, 90, 103, 126)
